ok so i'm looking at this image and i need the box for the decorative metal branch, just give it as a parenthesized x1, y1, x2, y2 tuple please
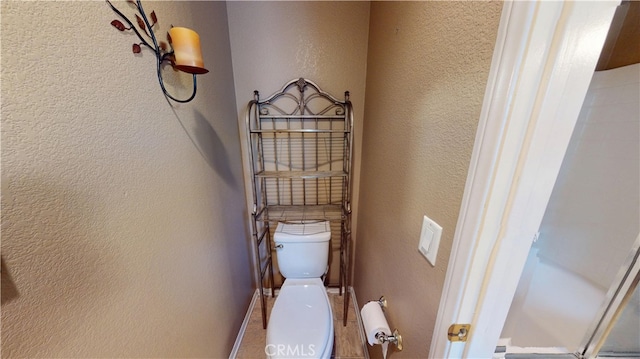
(106, 0, 198, 103)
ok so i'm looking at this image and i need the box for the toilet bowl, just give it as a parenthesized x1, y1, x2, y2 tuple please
(266, 221, 334, 359)
(266, 278, 334, 358)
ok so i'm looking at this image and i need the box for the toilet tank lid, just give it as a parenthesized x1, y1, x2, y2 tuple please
(274, 221, 331, 243)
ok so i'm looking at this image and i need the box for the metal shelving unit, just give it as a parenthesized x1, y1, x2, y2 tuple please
(245, 78, 354, 329)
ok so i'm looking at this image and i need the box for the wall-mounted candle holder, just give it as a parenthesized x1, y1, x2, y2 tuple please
(106, 0, 208, 103)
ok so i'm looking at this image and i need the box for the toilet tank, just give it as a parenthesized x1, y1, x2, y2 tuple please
(274, 221, 331, 278)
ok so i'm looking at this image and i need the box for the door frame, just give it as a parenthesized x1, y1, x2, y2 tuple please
(430, 1, 621, 358)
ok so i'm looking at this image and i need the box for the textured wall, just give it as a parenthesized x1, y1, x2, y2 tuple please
(354, 2, 502, 357)
(1, 1, 253, 357)
(227, 1, 370, 285)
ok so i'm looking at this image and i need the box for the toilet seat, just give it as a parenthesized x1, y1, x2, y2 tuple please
(266, 278, 334, 358)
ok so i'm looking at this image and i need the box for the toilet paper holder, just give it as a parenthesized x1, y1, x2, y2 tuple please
(376, 296, 387, 309)
(375, 329, 403, 351)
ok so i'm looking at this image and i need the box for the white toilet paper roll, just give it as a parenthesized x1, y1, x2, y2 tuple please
(360, 301, 391, 346)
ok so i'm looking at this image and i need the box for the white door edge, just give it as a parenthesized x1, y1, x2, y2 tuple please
(430, 1, 620, 358)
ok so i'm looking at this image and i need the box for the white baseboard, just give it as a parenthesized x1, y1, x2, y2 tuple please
(349, 287, 370, 359)
(327, 287, 341, 294)
(229, 289, 259, 359)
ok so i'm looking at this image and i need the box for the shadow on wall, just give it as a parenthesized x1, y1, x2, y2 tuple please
(168, 105, 237, 188)
(1, 257, 19, 304)
(192, 110, 237, 188)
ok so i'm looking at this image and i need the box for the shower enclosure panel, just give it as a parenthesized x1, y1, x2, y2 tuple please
(246, 78, 354, 329)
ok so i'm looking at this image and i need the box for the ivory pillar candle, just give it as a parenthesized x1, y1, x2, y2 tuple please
(169, 27, 208, 74)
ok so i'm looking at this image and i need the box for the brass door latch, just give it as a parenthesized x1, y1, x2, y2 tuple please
(447, 324, 471, 342)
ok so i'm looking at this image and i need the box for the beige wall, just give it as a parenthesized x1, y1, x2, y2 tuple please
(354, 2, 502, 357)
(227, 1, 370, 285)
(1, 1, 253, 357)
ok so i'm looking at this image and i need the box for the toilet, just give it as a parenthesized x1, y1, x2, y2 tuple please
(266, 221, 334, 359)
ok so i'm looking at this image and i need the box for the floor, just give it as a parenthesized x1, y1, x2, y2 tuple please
(235, 291, 367, 359)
